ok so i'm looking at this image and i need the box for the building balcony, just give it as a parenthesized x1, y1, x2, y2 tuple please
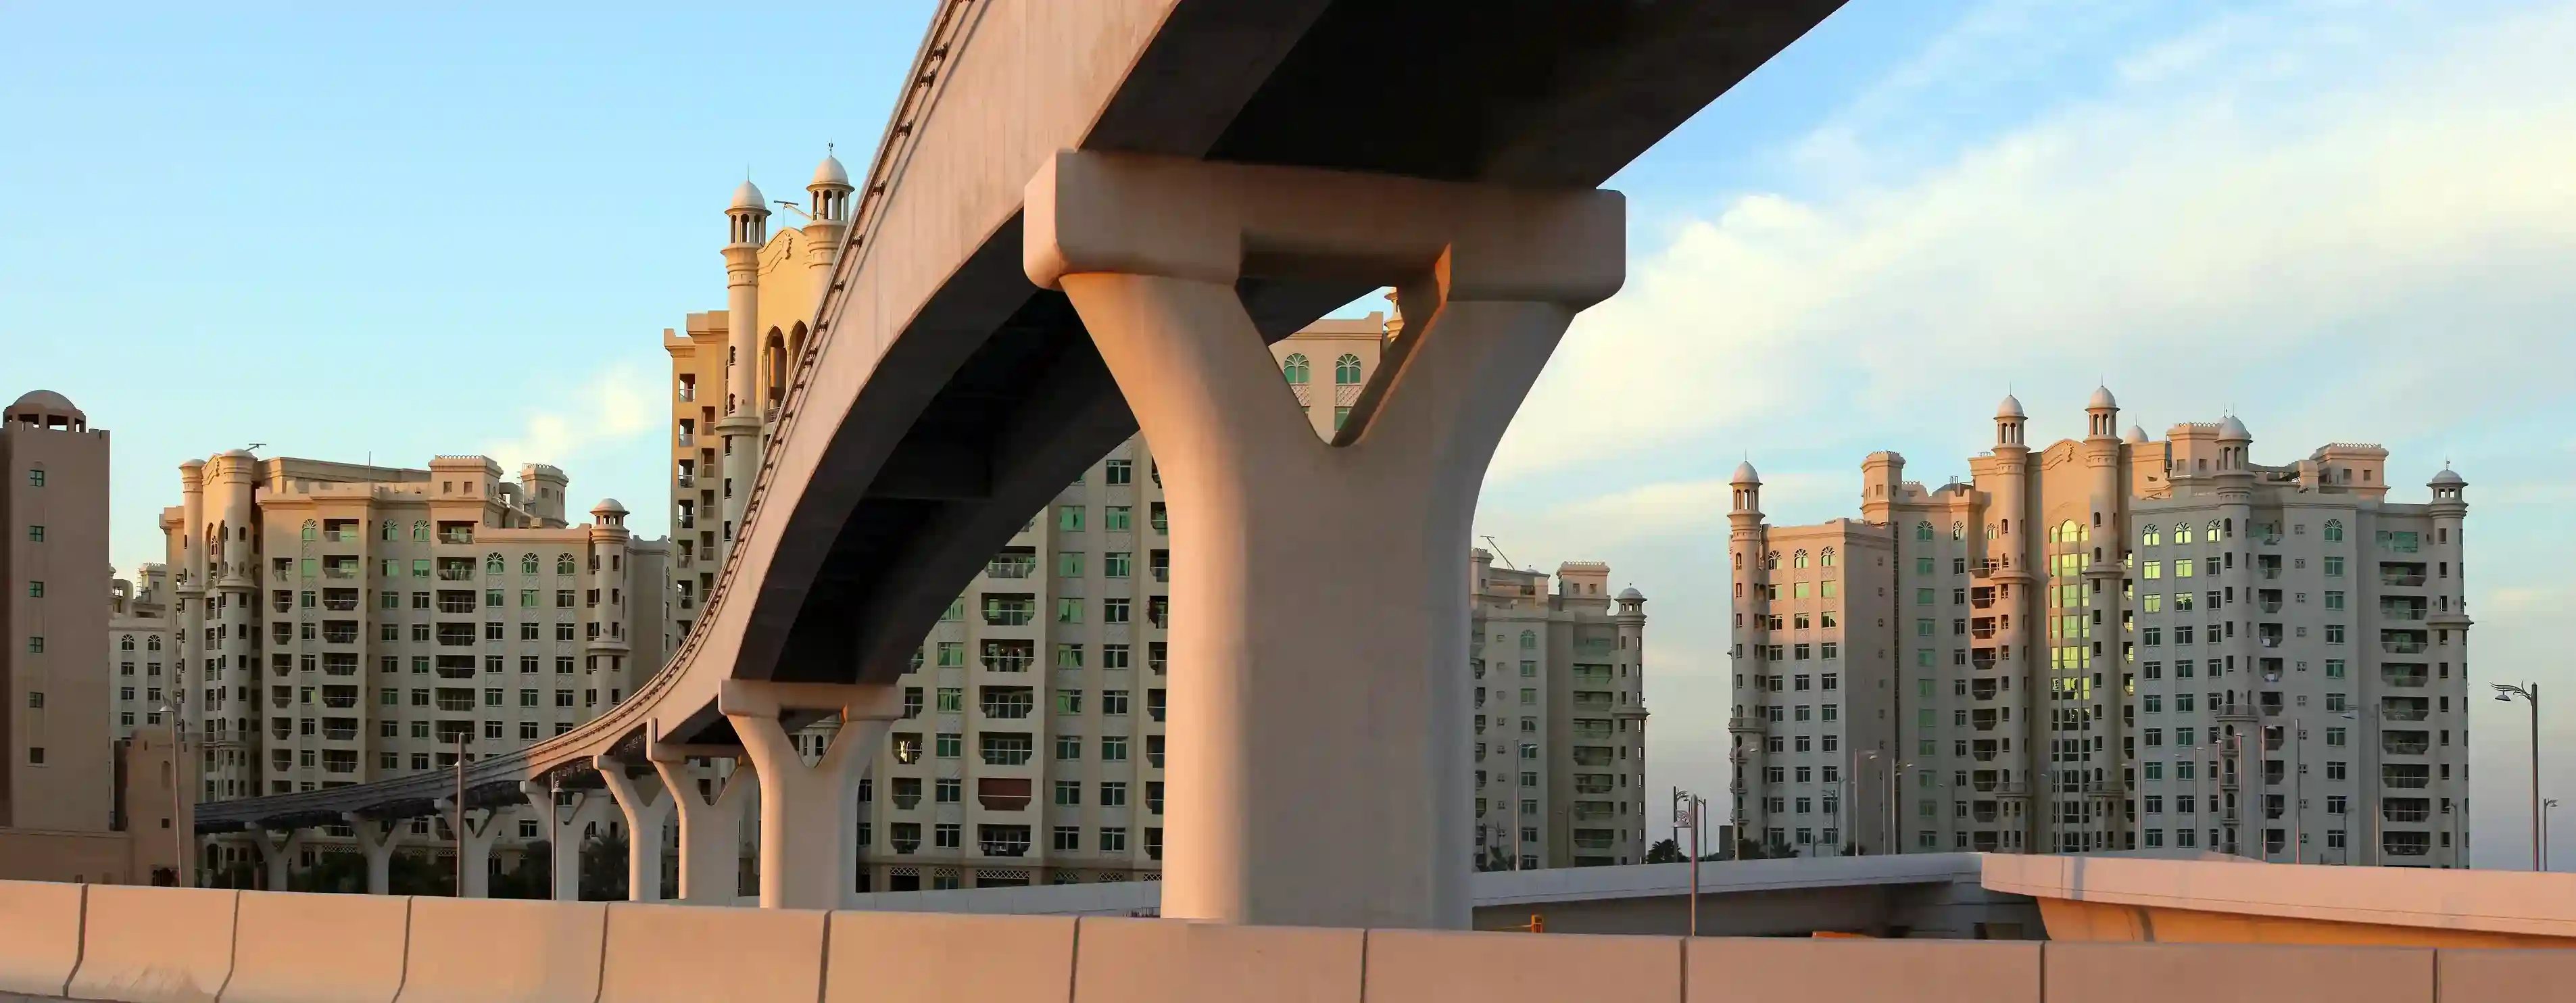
(2382, 734, 2431, 756)
(2383, 706, 2429, 722)
(2381, 573, 2426, 588)
(2381, 640, 2428, 654)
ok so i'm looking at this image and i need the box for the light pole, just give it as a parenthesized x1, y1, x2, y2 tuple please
(1888, 761, 1914, 856)
(154, 703, 190, 886)
(453, 733, 472, 896)
(2544, 798, 2560, 872)
(2493, 683, 2541, 871)
(1859, 751, 1881, 855)
(1673, 789, 1707, 937)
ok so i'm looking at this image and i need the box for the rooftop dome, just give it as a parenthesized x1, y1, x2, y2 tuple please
(2217, 415, 2251, 440)
(9, 389, 81, 420)
(2122, 424, 2150, 444)
(1995, 394, 2025, 419)
(2429, 468, 2466, 487)
(730, 179, 767, 212)
(1618, 586, 1645, 602)
(812, 152, 849, 187)
(1730, 460, 1760, 485)
(591, 498, 629, 515)
(218, 448, 254, 458)
(2088, 385, 2118, 410)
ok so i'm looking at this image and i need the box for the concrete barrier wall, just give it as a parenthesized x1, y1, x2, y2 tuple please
(222, 891, 410, 1003)
(67, 885, 238, 1003)
(397, 897, 605, 1003)
(0, 881, 82, 997)
(3, 879, 2567, 1003)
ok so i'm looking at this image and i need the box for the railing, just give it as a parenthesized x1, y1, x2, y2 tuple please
(985, 558, 1036, 579)
(438, 530, 474, 545)
(2385, 806, 2431, 823)
(2383, 706, 2429, 721)
(2382, 640, 2427, 654)
(2381, 573, 2426, 587)
(2382, 736, 2431, 756)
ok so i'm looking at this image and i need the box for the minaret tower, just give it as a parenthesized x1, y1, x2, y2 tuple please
(1987, 395, 2039, 853)
(2079, 387, 2128, 851)
(716, 179, 770, 569)
(805, 147, 853, 309)
(1726, 460, 1770, 854)
(2210, 414, 2258, 857)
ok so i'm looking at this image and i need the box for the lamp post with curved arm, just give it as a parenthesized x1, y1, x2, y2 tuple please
(2494, 682, 2541, 871)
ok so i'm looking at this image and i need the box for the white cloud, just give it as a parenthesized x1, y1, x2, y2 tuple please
(1475, 0, 2576, 851)
(485, 362, 660, 476)
(1495, 0, 2576, 484)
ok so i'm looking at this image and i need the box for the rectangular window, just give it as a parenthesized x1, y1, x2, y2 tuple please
(1104, 506, 1132, 531)
(1103, 552, 1131, 578)
(1057, 506, 1085, 532)
(1056, 552, 1084, 577)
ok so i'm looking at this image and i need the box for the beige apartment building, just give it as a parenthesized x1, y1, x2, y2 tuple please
(0, 391, 191, 885)
(1, 391, 114, 833)
(1470, 552, 1650, 871)
(107, 563, 174, 740)
(156, 454, 671, 810)
(1731, 390, 2471, 867)
(669, 165, 1646, 884)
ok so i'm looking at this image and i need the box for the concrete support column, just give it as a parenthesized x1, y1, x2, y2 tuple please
(594, 756, 677, 902)
(550, 794, 596, 902)
(649, 748, 757, 903)
(345, 814, 400, 896)
(1023, 149, 1623, 929)
(249, 825, 301, 891)
(437, 800, 501, 898)
(517, 781, 564, 900)
(720, 680, 900, 910)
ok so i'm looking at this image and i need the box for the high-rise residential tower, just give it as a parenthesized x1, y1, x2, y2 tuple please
(1730, 390, 2469, 866)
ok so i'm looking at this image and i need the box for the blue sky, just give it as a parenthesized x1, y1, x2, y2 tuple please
(6, 1, 2573, 866)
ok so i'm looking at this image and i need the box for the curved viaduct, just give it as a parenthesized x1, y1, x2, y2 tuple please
(193, 0, 1845, 927)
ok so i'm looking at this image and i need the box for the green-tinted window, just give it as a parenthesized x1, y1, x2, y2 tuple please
(1057, 506, 1085, 532)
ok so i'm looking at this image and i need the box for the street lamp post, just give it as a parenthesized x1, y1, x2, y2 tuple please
(2494, 683, 2542, 871)
(453, 733, 472, 895)
(1673, 789, 1707, 937)
(154, 703, 189, 886)
(2544, 798, 2560, 872)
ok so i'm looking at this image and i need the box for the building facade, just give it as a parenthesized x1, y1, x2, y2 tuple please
(2, 391, 116, 833)
(1470, 552, 1650, 871)
(1730, 390, 2470, 867)
(155, 454, 671, 805)
(107, 563, 174, 741)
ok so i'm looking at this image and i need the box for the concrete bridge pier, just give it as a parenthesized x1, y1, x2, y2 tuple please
(721, 680, 902, 909)
(345, 813, 401, 896)
(595, 756, 677, 902)
(433, 800, 504, 898)
(649, 744, 756, 903)
(248, 824, 301, 891)
(1025, 150, 1624, 929)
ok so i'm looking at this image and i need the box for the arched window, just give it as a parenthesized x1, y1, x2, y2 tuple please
(146, 635, 162, 652)
(556, 554, 577, 575)
(2055, 520, 2081, 543)
(1792, 549, 1809, 569)
(381, 520, 397, 541)
(1732, 552, 1743, 570)
(2323, 519, 2343, 542)
(412, 520, 430, 542)
(1764, 551, 1780, 570)
(1334, 354, 1363, 385)
(2174, 522, 2193, 544)
(120, 635, 135, 652)
(485, 553, 506, 575)
(2207, 519, 2224, 539)
(1914, 521, 1934, 541)
(300, 520, 317, 542)
(1520, 630, 1537, 650)
(521, 553, 540, 574)
(2143, 524, 2162, 547)
(1951, 522, 1965, 541)
(1820, 547, 1838, 567)
(1281, 353, 1311, 385)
